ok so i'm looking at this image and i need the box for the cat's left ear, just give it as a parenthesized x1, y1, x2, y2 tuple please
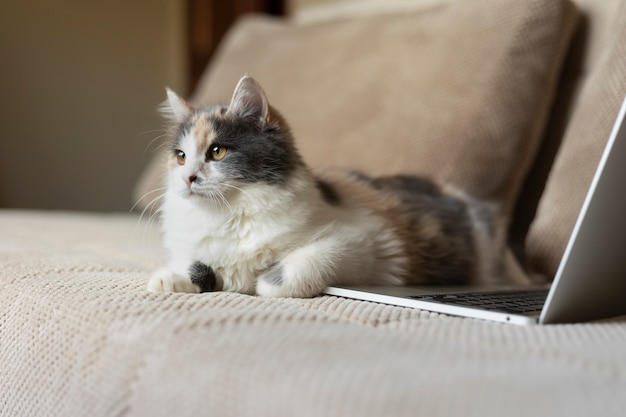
(162, 88, 192, 123)
(227, 76, 270, 124)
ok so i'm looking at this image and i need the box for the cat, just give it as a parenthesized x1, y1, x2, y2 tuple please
(147, 75, 528, 297)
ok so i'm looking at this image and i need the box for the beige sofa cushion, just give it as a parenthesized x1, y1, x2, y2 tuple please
(525, 0, 626, 276)
(135, 0, 577, 217)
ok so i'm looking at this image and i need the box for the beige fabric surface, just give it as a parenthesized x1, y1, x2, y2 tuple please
(1, 210, 626, 417)
(135, 0, 577, 216)
(525, 0, 626, 276)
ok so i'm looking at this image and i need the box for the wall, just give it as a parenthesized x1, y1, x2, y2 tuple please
(0, 0, 187, 211)
(288, 0, 370, 14)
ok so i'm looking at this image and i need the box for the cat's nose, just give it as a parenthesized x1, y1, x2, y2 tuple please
(185, 175, 198, 187)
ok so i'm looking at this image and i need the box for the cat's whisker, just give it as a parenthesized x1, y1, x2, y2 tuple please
(206, 189, 233, 214)
(215, 191, 234, 214)
(212, 195, 224, 211)
(145, 192, 166, 217)
(137, 129, 166, 137)
(136, 194, 162, 240)
(145, 134, 171, 153)
(135, 128, 171, 154)
(146, 205, 162, 234)
(131, 187, 168, 213)
(138, 192, 165, 225)
(142, 194, 166, 245)
(222, 183, 253, 201)
(131, 191, 165, 247)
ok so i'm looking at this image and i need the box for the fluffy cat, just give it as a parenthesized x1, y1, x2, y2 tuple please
(147, 75, 527, 297)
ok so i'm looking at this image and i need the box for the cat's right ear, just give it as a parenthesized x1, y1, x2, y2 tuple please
(227, 76, 269, 124)
(161, 88, 192, 123)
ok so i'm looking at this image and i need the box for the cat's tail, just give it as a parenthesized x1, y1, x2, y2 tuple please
(444, 185, 533, 286)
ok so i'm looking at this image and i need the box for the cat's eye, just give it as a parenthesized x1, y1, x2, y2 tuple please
(210, 145, 227, 161)
(175, 150, 186, 165)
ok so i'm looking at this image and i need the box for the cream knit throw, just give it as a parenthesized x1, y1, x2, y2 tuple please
(1, 210, 625, 417)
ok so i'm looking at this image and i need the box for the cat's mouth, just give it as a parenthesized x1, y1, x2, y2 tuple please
(183, 183, 233, 205)
(186, 188, 202, 198)
(185, 185, 210, 198)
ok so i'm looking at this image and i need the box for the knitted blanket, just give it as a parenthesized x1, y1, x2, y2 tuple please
(1, 210, 624, 417)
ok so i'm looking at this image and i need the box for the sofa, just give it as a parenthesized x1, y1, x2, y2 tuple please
(2, 0, 626, 416)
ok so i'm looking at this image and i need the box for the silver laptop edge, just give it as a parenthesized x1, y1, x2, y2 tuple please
(538, 94, 626, 324)
(323, 286, 541, 325)
(325, 95, 626, 325)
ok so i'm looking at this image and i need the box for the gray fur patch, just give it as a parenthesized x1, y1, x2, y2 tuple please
(371, 174, 477, 285)
(315, 179, 340, 206)
(209, 113, 302, 185)
(189, 261, 218, 292)
(169, 106, 303, 186)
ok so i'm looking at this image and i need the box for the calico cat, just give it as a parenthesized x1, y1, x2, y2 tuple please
(147, 75, 527, 297)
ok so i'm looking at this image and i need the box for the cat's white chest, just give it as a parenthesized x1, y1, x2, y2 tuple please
(197, 233, 273, 293)
(161, 193, 291, 293)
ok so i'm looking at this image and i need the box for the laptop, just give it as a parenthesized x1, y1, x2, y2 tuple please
(324, 95, 626, 325)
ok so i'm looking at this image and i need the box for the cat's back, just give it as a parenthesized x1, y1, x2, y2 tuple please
(316, 170, 505, 285)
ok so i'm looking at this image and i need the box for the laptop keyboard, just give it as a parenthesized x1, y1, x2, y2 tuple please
(409, 289, 549, 314)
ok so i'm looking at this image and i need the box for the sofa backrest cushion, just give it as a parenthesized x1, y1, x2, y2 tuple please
(524, 0, 626, 277)
(135, 0, 577, 223)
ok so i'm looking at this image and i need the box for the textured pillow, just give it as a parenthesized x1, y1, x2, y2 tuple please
(135, 0, 577, 217)
(525, 0, 626, 277)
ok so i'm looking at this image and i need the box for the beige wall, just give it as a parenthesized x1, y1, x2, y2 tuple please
(289, 0, 340, 11)
(288, 0, 371, 13)
(0, 0, 187, 211)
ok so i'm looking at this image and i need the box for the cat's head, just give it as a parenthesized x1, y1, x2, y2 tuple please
(162, 76, 302, 204)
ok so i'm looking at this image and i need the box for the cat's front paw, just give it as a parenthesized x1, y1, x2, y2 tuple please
(256, 261, 325, 298)
(147, 269, 199, 293)
(189, 261, 220, 292)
